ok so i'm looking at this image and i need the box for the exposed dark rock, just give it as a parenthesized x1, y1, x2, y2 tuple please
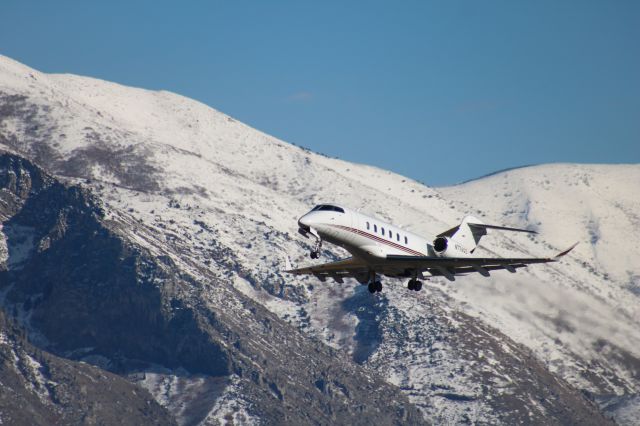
(0, 153, 229, 376)
(0, 310, 175, 426)
(0, 151, 425, 425)
(1, 57, 635, 425)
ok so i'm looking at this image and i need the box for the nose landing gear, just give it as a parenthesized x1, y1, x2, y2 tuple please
(309, 237, 322, 259)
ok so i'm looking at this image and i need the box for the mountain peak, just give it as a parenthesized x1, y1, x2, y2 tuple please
(1, 54, 638, 424)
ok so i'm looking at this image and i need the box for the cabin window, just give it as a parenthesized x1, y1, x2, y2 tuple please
(404, 236, 408, 244)
(381, 227, 385, 236)
(374, 224, 377, 233)
(389, 231, 393, 239)
(396, 233, 400, 242)
(366, 221, 370, 230)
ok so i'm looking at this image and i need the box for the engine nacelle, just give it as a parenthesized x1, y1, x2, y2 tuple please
(432, 236, 471, 257)
(433, 236, 449, 256)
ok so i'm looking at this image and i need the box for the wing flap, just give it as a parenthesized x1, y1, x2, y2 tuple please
(384, 255, 556, 268)
(285, 244, 578, 281)
(285, 257, 368, 276)
(429, 263, 528, 276)
(383, 243, 578, 276)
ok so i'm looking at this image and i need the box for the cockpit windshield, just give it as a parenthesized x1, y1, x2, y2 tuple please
(311, 204, 345, 213)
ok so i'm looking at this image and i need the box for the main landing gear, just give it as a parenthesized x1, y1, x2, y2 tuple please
(365, 271, 383, 293)
(368, 280, 383, 293)
(407, 279, 423, 291)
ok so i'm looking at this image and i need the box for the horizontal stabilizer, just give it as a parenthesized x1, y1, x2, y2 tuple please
(468, 223, 537, 234)
(436, 217, 536, 240)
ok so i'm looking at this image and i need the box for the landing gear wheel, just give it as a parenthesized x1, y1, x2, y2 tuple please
(408, 280, 423, 291)
(368, 281, 383, 293)
(311, 238, 322, 259)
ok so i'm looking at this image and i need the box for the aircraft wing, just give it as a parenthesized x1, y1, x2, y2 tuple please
(286, 244, 577, 283)
(285, 257, 370, 284)
(381, 243, 578, 280)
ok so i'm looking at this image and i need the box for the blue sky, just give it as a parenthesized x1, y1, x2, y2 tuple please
(1, 1, 638, 186)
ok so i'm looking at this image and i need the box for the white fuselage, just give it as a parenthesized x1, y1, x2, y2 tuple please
(292, 204, 566, 289)
(298, 204, 433, 261)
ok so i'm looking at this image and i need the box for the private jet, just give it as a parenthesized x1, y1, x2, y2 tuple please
(286, 204, 577, 293)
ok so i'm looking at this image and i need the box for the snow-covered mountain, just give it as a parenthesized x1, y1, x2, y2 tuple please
(1, 54, 638, 424)
(439, 165, 640, 387)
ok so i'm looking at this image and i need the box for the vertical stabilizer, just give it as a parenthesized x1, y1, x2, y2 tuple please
(437, 215, 537, 255)
(449, 215, 486, 253)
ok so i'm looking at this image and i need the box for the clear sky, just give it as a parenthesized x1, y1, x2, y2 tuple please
(1, 1, 638, 186)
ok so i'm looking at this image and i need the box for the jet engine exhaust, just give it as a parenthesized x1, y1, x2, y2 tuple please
(433, 236, 448, 253)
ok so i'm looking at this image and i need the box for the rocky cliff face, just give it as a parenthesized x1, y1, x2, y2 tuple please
(0, 152, 425, 425)
(0, 310, 175, 426)
(0, 54, 636, 424)
(0, 154, 230, 377)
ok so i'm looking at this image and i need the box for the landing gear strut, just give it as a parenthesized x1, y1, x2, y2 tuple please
(407, 279, 423, 291)
(310, 236, 322, 259)
(366, 271, 383, 293)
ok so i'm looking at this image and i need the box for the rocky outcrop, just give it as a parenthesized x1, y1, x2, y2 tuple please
(0, 153, 230, 376)
(1, 54, 634, 424)
(0, 310, 175, 426)
(0, 152, 425, 425)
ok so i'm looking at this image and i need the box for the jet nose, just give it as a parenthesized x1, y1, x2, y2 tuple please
(298, 215, 311, 231)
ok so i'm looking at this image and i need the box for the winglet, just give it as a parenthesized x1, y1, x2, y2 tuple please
(554, 242, 579, 259)
(283, 254, 293, 272)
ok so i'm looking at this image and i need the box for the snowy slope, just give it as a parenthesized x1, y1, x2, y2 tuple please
(1, 54, 638, 423)
(438, 165, 640, 393)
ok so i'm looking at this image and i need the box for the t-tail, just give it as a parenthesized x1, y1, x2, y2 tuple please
(431, 215, 536, 257)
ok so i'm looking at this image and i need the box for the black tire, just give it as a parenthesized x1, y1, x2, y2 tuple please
(310, 252, 318, 259)
(407, 280, 415, 290)
(375, 281, 383, 292)
(414, 281, 423, 291)
(368, 282, 376, 293)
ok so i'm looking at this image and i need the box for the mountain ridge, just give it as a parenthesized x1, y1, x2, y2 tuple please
(1, 54, 637, 424)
